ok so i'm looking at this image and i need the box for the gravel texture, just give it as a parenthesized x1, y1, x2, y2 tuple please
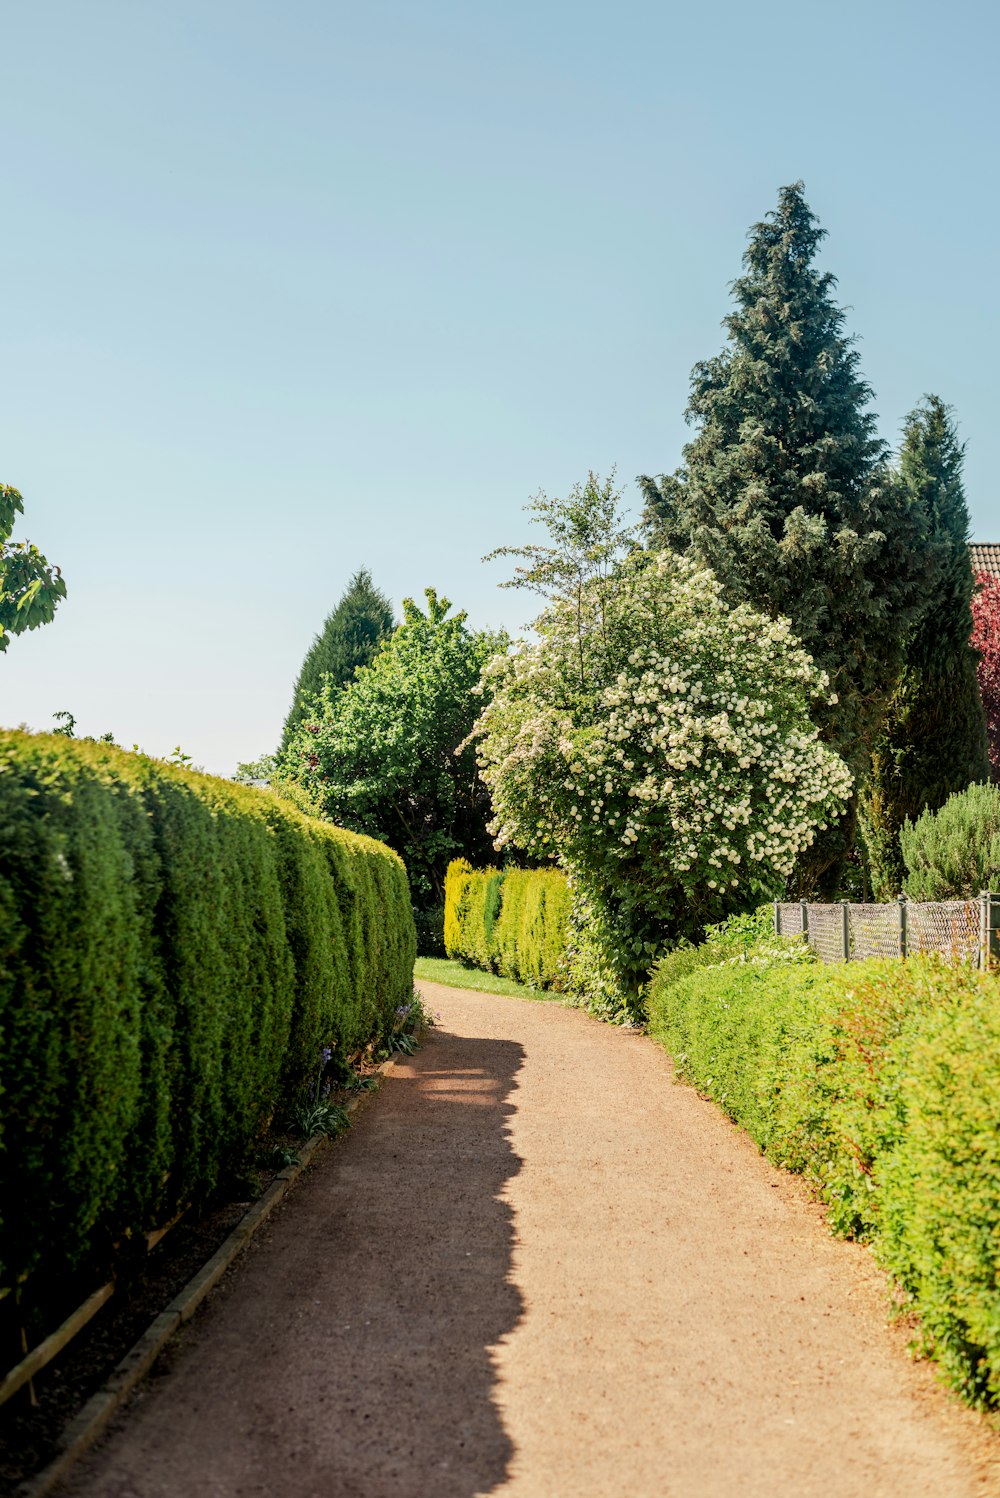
(61, 981, 998, 1497)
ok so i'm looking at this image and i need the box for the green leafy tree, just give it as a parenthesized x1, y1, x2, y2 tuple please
(0, 484, 66, 651)
(863, 398, 990, 897)
(280, 589, 503, 911)
(484, 469, 638, 609)
(471, 478, 850, 1019)
(640, 184, 932, 894)
(282, 567, 394, 747)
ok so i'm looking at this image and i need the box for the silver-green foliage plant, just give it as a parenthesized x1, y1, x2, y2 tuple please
(469, 478, 852, 1015)
(900, 781, 1000, 899)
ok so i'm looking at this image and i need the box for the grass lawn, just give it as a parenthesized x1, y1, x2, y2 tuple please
(414, 956, 564, 1001)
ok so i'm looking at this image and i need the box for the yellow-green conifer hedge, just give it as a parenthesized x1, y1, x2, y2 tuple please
(443, 860, 570, 988)
(0, 731, 415, 1312)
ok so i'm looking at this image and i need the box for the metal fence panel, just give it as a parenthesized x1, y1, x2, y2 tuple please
(774, 895, 994, 966)
(775, 903, 804, 936)
(806, 903, 847, 964)
(907, 900, 979, 961)
(847, 903, 899, 961)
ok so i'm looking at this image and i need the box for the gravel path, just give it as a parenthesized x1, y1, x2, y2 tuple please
(63, 981, 997, 1497)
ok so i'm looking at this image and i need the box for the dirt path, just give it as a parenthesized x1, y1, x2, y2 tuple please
(62, 982, 997, 1498)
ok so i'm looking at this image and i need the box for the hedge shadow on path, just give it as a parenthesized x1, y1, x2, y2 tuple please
(67, 1027, 524, 1498)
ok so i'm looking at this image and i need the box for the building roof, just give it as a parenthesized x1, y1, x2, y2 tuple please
(971, 543, 1000, 581)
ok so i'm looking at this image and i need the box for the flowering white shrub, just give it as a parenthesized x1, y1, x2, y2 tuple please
(468, 549, 852, 1003)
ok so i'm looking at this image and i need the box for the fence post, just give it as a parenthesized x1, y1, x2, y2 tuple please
(800, 899, 810, 954)
(898, 893, 908, 959)
(774, 902, 780, 936)
(982, 892, 1000, 970)
(841, 900, 851, 962)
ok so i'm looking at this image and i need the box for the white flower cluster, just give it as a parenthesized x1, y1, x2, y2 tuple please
(468, 550, 853, 907)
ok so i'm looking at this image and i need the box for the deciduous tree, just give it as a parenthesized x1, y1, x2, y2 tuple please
(472, 479, 850, 1018)
(281, 589, 502, 913)
(0, 484, 65, 651)
(972, 571, 1000, 782)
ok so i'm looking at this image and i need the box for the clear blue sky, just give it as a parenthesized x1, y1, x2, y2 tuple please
(3, 0, 997, 774)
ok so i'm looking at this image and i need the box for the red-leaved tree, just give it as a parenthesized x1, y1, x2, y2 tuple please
(972, 572, 1000, 782)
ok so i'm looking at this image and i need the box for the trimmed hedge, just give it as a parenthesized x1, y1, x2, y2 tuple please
(0, 731, 415, 1313)
(443, 861, 570, 989)
(648, 939, 1000, 1406)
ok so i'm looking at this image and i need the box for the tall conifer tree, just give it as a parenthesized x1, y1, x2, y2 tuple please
(282, 568, 393, 747)
(863, 398, 989, 897)
(641, 183, 931, 893)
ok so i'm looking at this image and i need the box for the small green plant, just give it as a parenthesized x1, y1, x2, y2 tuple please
(901, 781, 1000, 898)
(268, 1144, 301, 1169)
(342, 1071, 379, 1093)
(377, 989, 437, 1058)
(289, 1098, 351, 1140)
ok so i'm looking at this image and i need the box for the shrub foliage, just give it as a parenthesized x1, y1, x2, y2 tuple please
(469, 543, 851, 1014)
(0, 731, 415, 1312)
(649, 933, 1000, 1406)
(899, 781, 1000, 899)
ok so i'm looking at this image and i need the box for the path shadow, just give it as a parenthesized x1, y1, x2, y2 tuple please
(69, 1024, 524, 1498)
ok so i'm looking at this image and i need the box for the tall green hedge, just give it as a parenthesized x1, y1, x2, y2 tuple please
(0, 731, 415, 1315)
(443, 861, 570, 989)
(648, 938, 1000, 1406)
